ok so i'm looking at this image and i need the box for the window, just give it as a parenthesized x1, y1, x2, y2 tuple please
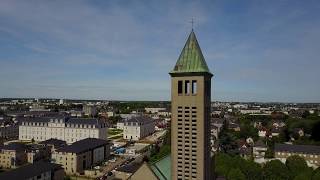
(178, 81, 183, 94)
(185, 80, 190, 94)
(192, 80, 197, 94)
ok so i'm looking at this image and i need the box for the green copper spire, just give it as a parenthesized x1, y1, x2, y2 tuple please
(170, 30, 211, 74)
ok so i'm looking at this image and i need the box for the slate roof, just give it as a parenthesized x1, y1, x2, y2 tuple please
(18, 116, 103, 126)
(125, 116, 154, 125)
(254, 140, 267, 148)
(0, 161, 63, 180)
(39, 138, 67, 148)
(66, 118, 100, 125)
(18, 117, 53, 124)
(170, 30, 211, 74)
(0, 142, 27, 152)
(56, 138, 110, 154)
(275, 144, 320, 154)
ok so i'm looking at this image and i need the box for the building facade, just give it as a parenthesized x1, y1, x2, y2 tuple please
(51, 138, 111, 175)
(0, 117, 19, 140)
(19, 117, 107, 144)
(123, 116, 155, 141)
(275, 143, 320, 167)
(145, 108, 167, 114)
(0, 143, 27, 169)
(83, 104, 97, 117)
(170, 30, 212, 180)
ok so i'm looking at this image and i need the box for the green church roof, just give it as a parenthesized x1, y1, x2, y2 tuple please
(170, 30, 211, 74)
(150, 155, 171, 180)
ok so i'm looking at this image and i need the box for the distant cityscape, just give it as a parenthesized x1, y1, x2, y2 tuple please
(1, 1, 320, 180)
(0, 97, 320, 179)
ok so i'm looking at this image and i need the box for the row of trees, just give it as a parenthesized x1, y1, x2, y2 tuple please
(110, 101, 169, 114)
(215, 153, 320, 180)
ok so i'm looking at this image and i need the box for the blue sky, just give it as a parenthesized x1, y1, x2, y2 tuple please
(0, 0, 320, 102)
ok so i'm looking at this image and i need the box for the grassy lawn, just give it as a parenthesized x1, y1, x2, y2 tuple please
(108, 129, 123, 136)
(108, 134, 123, 140)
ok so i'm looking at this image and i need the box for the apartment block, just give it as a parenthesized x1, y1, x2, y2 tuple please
(51, 138, 111, 175)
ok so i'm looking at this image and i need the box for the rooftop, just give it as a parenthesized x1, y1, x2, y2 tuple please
(125, 116, 154, 124)
(39, 138, 67, 148)
(0, 161, 63, 180)
(150, 155, 171, 180)
(275, 143, 320, 154)
(0, 142, 27, 151)
(57, 138, 110, 154)
(19, 116, 104, 126)
(116, 162, 142, 173)
(170, 30, 211, 75)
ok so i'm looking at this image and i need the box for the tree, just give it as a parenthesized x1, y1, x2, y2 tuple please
(302, 110, 310, 118)
(239, 160, 262, 180)
(263, 160, 289, 180)
(294, 171, 313, 180)
(215, 153, 233, 176)
(312, 170, 320, 180)
(227, 168, 246, 180)
(285, 155, 309, 179)
(108, 116, 122, 124)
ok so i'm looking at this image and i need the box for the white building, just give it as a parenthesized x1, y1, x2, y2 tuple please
(158, 110, 171, 117)
(253, 140, 267, 159)
(116, 120, 125, 130)
(59, 99, 64, 105)
(19, 117, 107, 144)
(144, 108, 167, 114)
(106, 111, 114, 117)
(123, 116, 155, 141)
(240, 109, 261, 114)
(83, 104, 97, 117)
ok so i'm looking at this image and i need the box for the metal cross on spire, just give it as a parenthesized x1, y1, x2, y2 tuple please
(190, 18, 194, 30)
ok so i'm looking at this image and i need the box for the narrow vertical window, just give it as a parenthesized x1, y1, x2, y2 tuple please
(178, 81, 183, 94)
(185, 80, 190, 94)
(192, 80, 197, 94)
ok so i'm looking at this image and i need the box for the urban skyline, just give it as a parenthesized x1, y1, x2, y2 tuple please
(1, 0, 320, 102)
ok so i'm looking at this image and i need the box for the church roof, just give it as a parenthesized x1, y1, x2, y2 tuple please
(150, 155, 171, 180)
(170, 30, 211, 74)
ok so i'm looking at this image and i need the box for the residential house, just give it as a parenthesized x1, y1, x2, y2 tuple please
(258, 127, 269, 138)
(275, 143, 320, 167)
(253, 140, 267, 159)
(271, 128, 281, 137)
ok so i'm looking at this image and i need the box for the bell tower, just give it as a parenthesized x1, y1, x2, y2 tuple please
(170, 30, 213, 180)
